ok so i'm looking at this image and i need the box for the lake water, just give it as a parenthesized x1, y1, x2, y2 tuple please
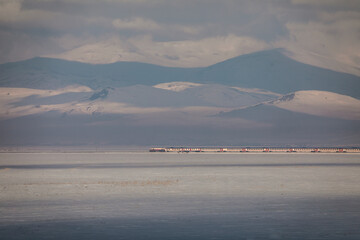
(0, 152, 360, 239)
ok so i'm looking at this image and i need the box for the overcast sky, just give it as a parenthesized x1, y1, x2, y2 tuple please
(0, 0, 359, 69)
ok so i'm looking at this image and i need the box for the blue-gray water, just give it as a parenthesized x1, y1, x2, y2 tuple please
(0, 152, 360, 239)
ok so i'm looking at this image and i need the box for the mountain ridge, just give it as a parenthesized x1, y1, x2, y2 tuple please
(0, 49, 359, 98)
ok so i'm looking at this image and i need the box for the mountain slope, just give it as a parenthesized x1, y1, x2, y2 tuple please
(1, 102, 359, 146)
(219, 90, 360, 121)
(271, 91, 360, 120)
(0, 57, 198, 90)
(0, 49, 359, 98)
(0, 84, 279, 120)
(216, 100, 360, 146)
(197, 49, 360, 97)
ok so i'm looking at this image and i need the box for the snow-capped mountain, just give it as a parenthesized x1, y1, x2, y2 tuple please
(0, 49, 359, 146)
(0, 83, 280, 119)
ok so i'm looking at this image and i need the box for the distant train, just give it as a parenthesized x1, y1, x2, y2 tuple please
(149, 147, 360, 153)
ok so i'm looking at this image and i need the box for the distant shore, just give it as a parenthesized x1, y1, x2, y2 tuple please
(0, 146, 150, 153)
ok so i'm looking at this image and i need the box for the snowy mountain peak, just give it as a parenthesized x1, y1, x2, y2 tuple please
(271, 90, 360, 120)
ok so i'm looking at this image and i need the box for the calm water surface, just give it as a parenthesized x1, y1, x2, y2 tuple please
(0, 152, 359, 239)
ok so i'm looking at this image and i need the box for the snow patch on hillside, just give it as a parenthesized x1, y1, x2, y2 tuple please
(153, 82, 203, 92)
(272, 90, 360, 120)
(231, 87, 282, 97)
(0, 86, 232, 119)
(0, 85, 92, 99)
(0, 86, 93, 119)
(153, 82, 281, 97)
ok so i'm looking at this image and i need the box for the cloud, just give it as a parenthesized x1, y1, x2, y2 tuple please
(112, 18, 161, 31)
(0, 30, 64, 63)
(0, 0, 22, 22)
(291, 0, 360, 9)
(111, 17, 202, 39)
(274, 17, 360, 71)
(0, 0, 359, 74)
